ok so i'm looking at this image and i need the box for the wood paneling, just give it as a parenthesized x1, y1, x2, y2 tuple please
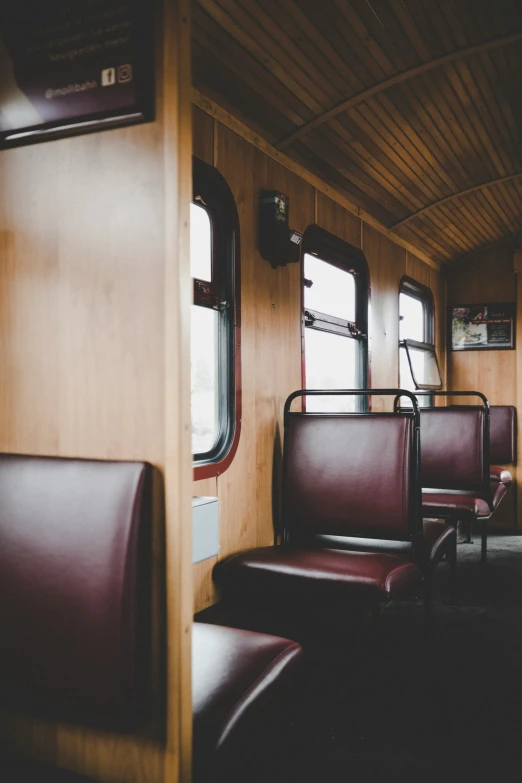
(192, 0, 522, 263)
(448, 240, 518, 528)
(0, 2, 193, 781)
(192, 108, 446, 611)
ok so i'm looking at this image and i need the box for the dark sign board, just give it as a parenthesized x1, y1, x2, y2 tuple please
(0, 0, 153, 148)
(450, 303, 516, 351)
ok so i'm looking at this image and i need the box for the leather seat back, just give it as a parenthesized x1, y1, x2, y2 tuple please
(0, 454, 152, 730)
(490, 406, 516, 465)
(420, 408, 486, 491)
(283, 414, 417, 541)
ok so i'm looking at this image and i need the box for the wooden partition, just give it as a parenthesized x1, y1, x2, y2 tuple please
(448, 240, 520, 530)
(0, 2, 193, 782)
(192, 105, 447, 612)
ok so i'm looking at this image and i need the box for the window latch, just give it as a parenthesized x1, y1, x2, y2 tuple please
(347, 323, 366, 339)
(304, 309, 316, 327)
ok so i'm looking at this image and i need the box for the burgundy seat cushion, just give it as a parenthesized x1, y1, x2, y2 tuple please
(490, 406, 516, 465)
(422, 482, 507, 519)
(0, 454, 152, 730)
(213, 547, 422, 603)
(312, 518, 455, 568)
(192, 623, 302, 780)
(420, 408, 486, 492)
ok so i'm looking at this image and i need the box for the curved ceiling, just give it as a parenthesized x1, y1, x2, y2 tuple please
(192, 0, 522, 264)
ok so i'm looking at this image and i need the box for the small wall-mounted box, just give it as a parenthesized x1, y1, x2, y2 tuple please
(192, 496, 219, 564)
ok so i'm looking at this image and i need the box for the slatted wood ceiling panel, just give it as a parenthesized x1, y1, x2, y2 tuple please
(192, 0, 522, 263)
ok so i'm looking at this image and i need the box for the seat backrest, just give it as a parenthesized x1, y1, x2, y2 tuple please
(283, 413, 417, 541)
(419, 408, 487, 491)
(0, 454, 152, 730)
(490, 406, 516, 464)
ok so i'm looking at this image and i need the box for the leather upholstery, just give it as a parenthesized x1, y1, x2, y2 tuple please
(308, 518, 455, 568)
(420, 408, 486, 491)
(422, 482, 507, 519)
(490, 406, 516, 465)
(0, 454, 152, 730)
(490, 466, 513, 484)
(192, 623, 302, 781)
(213, 547, 422, 602)
(284, 414, 415, 540)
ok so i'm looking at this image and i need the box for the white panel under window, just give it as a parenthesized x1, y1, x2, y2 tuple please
(304, 254, 356, 322)
(305, 329, 358, 412)
(190, 203, 212, 282)
(192, 496, 219, 563)
(191, 305, 219, 454)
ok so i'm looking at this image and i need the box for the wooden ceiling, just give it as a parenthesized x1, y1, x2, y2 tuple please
(192, 0, 522, 264)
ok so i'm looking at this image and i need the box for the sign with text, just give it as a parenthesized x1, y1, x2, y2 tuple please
(0, 0, 153, 148)
(450, 303, 516, 351)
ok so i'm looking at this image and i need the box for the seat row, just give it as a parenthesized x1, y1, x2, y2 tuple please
(0, 391, 515, 780)
(213, 390, 515, 619)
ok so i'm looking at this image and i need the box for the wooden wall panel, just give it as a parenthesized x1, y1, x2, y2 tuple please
(192, 105, 214, 164)
(193, 110, 445, 611)
(406, 251, 430, 288)
(0, 3, 193, 781)
(448, 243, 518, 528)
(315, 193, 361, 248)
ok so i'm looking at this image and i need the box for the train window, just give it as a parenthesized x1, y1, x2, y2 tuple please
(302, 227, 369, 413)
(399, 277, 440, 401)
(191, 158, 241, 478)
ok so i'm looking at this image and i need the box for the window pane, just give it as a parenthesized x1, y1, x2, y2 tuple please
(304, 253, 355, 321)
(191, 305, 219, 454)
(404, 344, 441, 388)
(305, 328, 358, 412)
(399, 292, 424, 341)
(190, 202, 212, 282)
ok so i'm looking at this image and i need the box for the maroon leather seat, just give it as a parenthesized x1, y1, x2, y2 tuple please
(215, 399, 439, 614)
(0, 453, 152, 780)
(214, 546, 421, 602)
(192, 622, 302, 782)
(489, 405, 516, 484)
(419, 404, 508, 562)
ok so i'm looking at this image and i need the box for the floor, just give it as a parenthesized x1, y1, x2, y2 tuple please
(197, 534, 522, 782)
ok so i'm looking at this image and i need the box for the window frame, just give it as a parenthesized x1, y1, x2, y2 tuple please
(399, 276, 441, 394)
(301, 225, 370, 410)
(192, 157, 241, 480)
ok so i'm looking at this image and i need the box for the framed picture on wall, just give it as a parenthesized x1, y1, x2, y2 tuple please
(0, 0, 154, 149)
(450, 303, 516, 351)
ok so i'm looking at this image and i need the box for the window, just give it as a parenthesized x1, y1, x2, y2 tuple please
(399, 277, 441, 404)
(302, 227, 369, 413)
(191, 158, 241, 477)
